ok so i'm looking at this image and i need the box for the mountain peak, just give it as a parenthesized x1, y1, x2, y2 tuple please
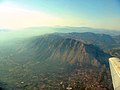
(28, 34, 110, 67)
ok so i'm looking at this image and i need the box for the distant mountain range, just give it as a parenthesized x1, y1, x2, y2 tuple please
(0, 26, 120, 37)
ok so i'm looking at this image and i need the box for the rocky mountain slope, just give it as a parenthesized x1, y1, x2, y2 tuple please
(25, 34, 110, 67)
(0, 32, 118, 90)
(53, 32, 120, 49)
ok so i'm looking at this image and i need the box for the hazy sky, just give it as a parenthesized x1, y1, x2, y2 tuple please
(0, 0, 120, 30)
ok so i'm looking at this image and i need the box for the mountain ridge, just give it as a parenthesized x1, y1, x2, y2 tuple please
(0, 32, 116, 90)
(23, 34, 110, 68)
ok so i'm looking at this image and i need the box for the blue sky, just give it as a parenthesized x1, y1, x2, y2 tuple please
(0, 0, 120, 30)
(10, 0, 120, 17)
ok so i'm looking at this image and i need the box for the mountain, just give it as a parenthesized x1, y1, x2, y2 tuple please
(52, 32, 120, 49)
(0, 32, 111, 75)
(113, 35, 120, 44)
(25, 34, 110, 67)
(109, 48, 120, 58)
(0, 32, 115, 90)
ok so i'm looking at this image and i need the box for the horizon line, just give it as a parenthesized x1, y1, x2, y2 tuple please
(0, 26, 120, 31)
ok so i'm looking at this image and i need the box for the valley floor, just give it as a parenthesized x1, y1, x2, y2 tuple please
(0, 67, 113, 90)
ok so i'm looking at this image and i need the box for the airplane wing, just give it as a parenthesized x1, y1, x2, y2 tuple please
(109, 57, 120, 90)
